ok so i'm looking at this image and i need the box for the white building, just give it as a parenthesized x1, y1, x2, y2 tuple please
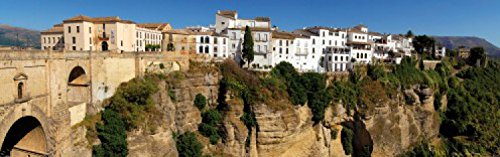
(41, 24, 64, 51)
(293, 26, 349, 72)
(346, 25, 373, 64)
(325, 46, 352, 72)
(192, 30, 230, 59)
(215, 10, 273, 67)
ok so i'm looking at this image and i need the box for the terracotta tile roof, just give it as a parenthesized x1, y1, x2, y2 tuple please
(254, 17, 271, 22)
(41, 25, 64, 34)
(292, 29, 318, 37)
(63, 15, 136, 24)
(348, 28, 366, 34)
(228, 27, 271, 32)
(164, 29, 193, 35)
(354, 24, 367, 29)
(272, 31, 296, 39)
(368, 32, 382, 36)
(137, 23, 172, 31)
(217, 10, 237, 19)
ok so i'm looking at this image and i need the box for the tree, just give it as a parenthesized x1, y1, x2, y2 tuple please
(412, 35, 436, 54)
(341, 126, 354, 155)
(468, 47, 486, 66)
(405, 30, 414, 38)
(93, 109, 128, 157)
(194, 93, 206, 110)
(176, 132, 203, 157)
(241, 26, 255, 68)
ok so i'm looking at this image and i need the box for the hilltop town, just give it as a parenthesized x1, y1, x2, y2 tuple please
(40, 10, 446, 73)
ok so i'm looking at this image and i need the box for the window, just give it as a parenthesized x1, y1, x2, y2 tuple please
(335, 41, 337, 46)
(199, 46, 203, 53)
(312, 39, 315, 44)
(264, 34, 268, 41)
(223, 38, 226, 44)
(221, 22, 225, 25)
(205, 37, 210, 43)
(200, 37, 204, 43)
(279, 40, 282, 46)
(214, 38, 218, 44)
(89, 27, 92, 34)
(68, 26, 71, 33)
(17, 82, 24, 99)
(72, 46, 76, 51)
(103, 24, 106, 30)
(286, 48, 289, 54)
(90, 38, 92, 44)
(205, 46, 209, 53)
(121, 40, 123, 46)
(72, 37, 76, 44)
(322, 40, 325, 45)
(77, 26, 80, 33)
(335, 56, 338, 61)
(313, 48, 315, 53)
(279, 48, 282, 54)
(43, 37, 46, 44)
(214, 46, 218, 52)
(232, 32, 236, 39)
(329, 40, 332, 45)
(48, 38, 51, 44)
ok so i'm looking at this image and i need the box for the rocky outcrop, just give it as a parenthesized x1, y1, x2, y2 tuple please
(363, 87, 440, 156)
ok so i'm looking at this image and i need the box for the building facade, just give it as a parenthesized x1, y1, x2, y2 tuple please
(41, 15, 163, 52)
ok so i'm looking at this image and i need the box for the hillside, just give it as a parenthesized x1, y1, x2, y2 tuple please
(0, 24, 40, 48)
(433, 36, 500, 57)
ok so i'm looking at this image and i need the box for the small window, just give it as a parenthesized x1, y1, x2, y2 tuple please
(77, 26, 80, 33)
(89, 27, 92, 34)
(72, 37, 76, 44)
(17, 82, 24, 99)
(68, 26, 71, 33)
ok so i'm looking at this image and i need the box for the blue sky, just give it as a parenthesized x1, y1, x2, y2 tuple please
(1, 0, 499, 46)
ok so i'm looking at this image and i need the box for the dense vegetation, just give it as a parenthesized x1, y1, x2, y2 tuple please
(92, 76, 159, 157)
(175, 132, 203, 157)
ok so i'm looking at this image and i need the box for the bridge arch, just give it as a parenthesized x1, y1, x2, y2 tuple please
(0, 104, 50, 157)
(67, 66, 90, 103)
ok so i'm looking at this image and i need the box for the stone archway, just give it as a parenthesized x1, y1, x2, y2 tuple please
(0, 116, 48, 157)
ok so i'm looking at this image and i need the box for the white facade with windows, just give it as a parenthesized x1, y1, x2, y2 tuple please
(325, 47, 352, 72)
(194, 32, 229, 59)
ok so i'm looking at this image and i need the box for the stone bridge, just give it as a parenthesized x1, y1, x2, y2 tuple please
(0, 50, 190, 156)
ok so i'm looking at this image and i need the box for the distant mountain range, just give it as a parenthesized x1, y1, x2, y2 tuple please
(0, 24, 40, 48)
(433, 36, 500, 57)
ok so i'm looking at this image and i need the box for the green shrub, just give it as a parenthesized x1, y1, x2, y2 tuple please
(198, 109, 223, 144)
(176, 132, 203, 157)
(341, 126, 354, 155)
(194, 93, 207, 110)
(168, 89, 177, 102)
(93, 109, 128, 157)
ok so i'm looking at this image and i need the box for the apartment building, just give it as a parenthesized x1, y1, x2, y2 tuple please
(41, 15, 163, 52)
(192, 30, 230, 59)
(215, 10, 273, 66)
(40, 24, 64, 51)
(162, 29, 196, 53)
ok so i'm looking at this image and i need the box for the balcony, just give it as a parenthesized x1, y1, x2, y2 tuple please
(98, 33, 110, 41)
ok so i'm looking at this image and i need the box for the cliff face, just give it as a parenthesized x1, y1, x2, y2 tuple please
(69, 69, 440, 157)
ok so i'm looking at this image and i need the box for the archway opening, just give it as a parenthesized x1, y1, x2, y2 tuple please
(68, 66, 89, 103)
(101, 41, 109, 51)
(68, 66, 87, 86)
(0, 116, 48, 157)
